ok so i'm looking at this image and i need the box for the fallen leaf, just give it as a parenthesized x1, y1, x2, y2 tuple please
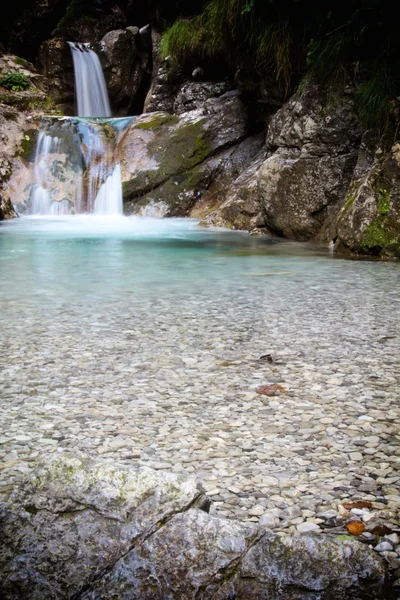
(217, 361, 235, 367)
(256, 384, 286, 396)
(371, 525, 392, 536)
(342, 501, 372, 510)
(346, 521, 365, 536)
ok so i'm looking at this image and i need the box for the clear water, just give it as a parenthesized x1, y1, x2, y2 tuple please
(0, 216, 399, 307)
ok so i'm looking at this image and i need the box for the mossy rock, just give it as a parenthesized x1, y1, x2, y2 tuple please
(134, 113, 179, 131)
(124, 164, 212, 216)
(360, 215, 400, 256)
(15, 129, 38, 161)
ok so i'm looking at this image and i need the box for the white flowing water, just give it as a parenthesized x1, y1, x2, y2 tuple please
(94, 164, 123, 215)
(30, 133, 71, 215)
(67, 42, 111, 117)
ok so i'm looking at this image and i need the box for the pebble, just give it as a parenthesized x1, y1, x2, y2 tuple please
(296, 522, 321, 533)
(374, 542, 393, 552)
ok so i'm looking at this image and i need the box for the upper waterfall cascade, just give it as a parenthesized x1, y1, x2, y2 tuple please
(67, 42, 111, 118)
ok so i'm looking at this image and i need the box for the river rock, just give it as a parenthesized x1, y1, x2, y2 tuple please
(258, 84, 360, 240)
(119, 91, 248, 216)
(0, 454, 392, 600)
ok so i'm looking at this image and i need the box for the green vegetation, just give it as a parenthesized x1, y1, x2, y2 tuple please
(0, 71, 30, 92)
(15, 57, 30, 68)
(161, 0, 400, 131)
(55, 0, 96, 32)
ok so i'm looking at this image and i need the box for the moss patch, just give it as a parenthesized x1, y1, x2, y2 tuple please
(15, 130, 37, 160)
(360, 216, 400, 255)
(134, 114, 179, 131)
(150, 120, 210, 176)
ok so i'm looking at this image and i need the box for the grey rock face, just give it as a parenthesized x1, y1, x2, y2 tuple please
(143, 31, 182, 114)
(38, 36, 75, 113)
(174, 81, 231, 115)
(258, 84, 360, 240)
(100, 29, 150, 116)
(0, 454, 392, 600)
(196, 133, 267, 231)
(334, 133, 400, 257)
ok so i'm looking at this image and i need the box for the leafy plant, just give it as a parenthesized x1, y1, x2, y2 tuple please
(0, 71, 30, 92)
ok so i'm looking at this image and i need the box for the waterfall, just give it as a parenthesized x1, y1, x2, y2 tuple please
(28, 42, 129, 217)
(67, 42, 111, 118)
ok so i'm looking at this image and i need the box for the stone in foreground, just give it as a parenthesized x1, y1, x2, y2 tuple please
(0, 454, 393, 599)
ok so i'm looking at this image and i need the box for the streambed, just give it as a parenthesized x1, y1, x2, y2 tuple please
(0, 215, 399, 538)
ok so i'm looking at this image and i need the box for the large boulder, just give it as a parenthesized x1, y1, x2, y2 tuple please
(258, 85, 360, 241)
(334, 133, 400, 257)
(195, 133, 267, 231)
(119, 91, 248, 216)
(0, 454, 392, 599)
(100, 28, 150, 116)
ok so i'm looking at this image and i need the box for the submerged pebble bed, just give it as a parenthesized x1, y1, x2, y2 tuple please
(0, 216, 400, 574)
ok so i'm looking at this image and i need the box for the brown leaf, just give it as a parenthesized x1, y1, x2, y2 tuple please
(342, 501, 372, 510)
(371, 525, 392, 537)
(346, 521, 365, 536)
(256, 384, 286, 396)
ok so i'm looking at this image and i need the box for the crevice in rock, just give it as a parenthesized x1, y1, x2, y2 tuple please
(72, 489, 205, 600)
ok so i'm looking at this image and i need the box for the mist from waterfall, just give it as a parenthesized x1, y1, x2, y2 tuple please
(67, 42, 111, 118)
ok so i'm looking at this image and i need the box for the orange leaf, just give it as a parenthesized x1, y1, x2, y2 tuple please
(346, 521, 365, 536)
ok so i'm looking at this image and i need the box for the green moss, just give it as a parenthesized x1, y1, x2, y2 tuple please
(15, 130, 37, 160)
(134, 113, 178, 130)
(153, 120, 210, 174)
(27, 96, 62, 115)
(15, 57, 30, 68)
(343, 194, 356, 213)
(2, 110, 18, 121)
(376, 188, 391, 216)
(55, 0, 94, 32)
(361, 218, 400, 255)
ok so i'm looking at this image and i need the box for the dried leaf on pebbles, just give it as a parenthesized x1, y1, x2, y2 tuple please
(346, 522, 365, 536)
(256, 384, 286, 396)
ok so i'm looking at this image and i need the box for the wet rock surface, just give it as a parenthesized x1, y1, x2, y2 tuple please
(258, 84, 360, 240)
(0, 454, 393, 599)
